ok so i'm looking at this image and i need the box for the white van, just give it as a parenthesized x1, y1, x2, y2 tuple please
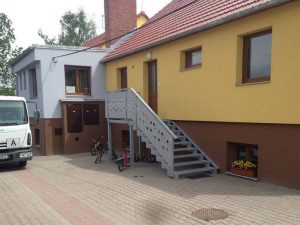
(0, 96, 38, 167)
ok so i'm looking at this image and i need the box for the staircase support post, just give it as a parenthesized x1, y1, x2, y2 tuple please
(107, 119, 113, 160)
(129, 124, 135, 167)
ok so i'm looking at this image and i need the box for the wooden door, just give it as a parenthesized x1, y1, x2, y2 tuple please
(148, 60, 158, 113)
(120, 68, 127, 89)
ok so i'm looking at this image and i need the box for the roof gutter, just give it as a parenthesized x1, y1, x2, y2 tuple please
(102, 0, 292, 63)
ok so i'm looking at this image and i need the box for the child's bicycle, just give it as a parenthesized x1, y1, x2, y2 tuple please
(112, 146, 139, 172)
(111, 146, 129, 172)
(91, 137, 107, 164)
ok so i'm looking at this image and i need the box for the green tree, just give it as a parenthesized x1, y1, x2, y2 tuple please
(0, 13, 22, 96)
(38, 8, 97, 46)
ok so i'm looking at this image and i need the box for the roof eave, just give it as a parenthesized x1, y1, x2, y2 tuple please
(10, 46, 35, 67)
(102, 0, 291, 63)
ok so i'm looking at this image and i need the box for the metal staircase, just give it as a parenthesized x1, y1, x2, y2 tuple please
(164, 120, 219, 178)
(105, 88, 218, 178)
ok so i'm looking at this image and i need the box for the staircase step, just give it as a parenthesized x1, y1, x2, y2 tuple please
(174, 147, 197, 152)
(174, 150, 195, 156)
(174, 153, 202, 159)
(174, 141, 190, 145)
(175, 135, 185, 139)
(174, 160, 208, 167)
(174, 167, 216, 178)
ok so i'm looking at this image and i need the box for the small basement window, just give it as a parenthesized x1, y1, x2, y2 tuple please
(183, 47, 202, 69)
(227, 143, 258, 179)
(35, 129, 40, 146)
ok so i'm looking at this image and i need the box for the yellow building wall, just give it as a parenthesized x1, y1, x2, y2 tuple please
(106, 1, 300, 125)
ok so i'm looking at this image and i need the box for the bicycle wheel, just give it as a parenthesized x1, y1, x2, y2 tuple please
(91, 146, 97, 156)
(94, 154, 101, 164)
(112, 150, 118, 160)
(117, 160, 123, 172)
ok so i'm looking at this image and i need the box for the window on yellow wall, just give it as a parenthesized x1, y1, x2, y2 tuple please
(242, 30, 272, 83)
(182, 47, 202, 69)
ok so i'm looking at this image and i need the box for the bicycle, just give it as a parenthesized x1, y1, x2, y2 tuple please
(91, 137, 107, 164)
(91, 139, 100, 156)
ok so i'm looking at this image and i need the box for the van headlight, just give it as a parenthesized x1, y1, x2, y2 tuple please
(27, 133, 31, 146)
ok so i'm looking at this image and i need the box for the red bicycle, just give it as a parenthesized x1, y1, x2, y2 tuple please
(116, 145, 130, 171)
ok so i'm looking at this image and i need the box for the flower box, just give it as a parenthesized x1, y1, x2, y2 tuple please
(230, 166, 257, 178)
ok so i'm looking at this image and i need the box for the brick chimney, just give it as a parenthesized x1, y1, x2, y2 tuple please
(104, 0, 137, 46)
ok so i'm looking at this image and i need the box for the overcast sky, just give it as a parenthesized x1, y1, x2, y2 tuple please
(2, 0, 172, 49)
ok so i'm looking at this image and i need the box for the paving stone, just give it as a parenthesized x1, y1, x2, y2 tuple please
(0, 153, 299, 225)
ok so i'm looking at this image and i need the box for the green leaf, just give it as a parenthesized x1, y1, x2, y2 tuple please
(0, 13, 21, 94)
(38, 8, 97, 46)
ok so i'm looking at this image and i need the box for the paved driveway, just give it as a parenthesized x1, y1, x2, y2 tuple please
(0, 153, 299, 225)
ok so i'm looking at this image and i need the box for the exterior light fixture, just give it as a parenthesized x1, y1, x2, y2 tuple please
(146, 51, 152, 61)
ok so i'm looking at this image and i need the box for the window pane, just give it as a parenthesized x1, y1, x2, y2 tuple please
(149, 62, 157, 95)
(29, 69, 37, 98)
(65, 68, 76, 94)
(249, 33, 272, 78)
(236, 145, 247, 160)
(192, 51, 201, 66)
(23, 72, 26, 90)
(79, 69, 89, 94)
(32, 70, 37, 97)
(19, 74, 23, 90)
(185, 48, 202, 68)
(0, 101, 28, 125)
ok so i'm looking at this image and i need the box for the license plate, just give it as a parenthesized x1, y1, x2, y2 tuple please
(0, 154, 8, 160)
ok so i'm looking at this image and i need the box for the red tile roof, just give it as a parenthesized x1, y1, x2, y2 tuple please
(82, 33, 106, 48)
(103, 0, 290, 62)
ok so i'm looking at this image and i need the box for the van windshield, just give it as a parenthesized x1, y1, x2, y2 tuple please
(0, 101, 28, 126)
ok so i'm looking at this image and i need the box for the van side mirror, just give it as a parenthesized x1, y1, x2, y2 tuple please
(34, 110, 40, 121)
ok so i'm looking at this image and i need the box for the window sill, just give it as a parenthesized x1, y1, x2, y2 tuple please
(180, 65, 202, 72)
(225, 171, 258, 181)
(236, 81, 270, 86)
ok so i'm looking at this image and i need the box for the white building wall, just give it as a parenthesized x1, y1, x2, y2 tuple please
(13, 50, 44, 118)
(36, 48, 107, 119)
(12, 46, 108, 119)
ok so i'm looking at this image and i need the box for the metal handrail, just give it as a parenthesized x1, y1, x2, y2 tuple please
(129, 88, 177, 139)
(106, 88, 177, 139)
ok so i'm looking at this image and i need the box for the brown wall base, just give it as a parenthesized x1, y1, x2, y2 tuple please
(61, 101, 107, 155)
(176, 121, 300, 189)
(31, 101, 107, 156)
(30, 118, 63, 155)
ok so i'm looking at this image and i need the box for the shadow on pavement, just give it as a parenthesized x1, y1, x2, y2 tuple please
(55, 152, 300, 198)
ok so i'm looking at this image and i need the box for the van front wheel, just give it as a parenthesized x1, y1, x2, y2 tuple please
(18, 161, 27, 167)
